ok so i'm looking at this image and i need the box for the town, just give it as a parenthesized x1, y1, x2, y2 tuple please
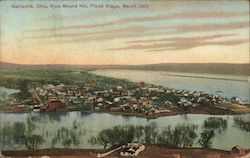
(4, 79, 249, 117)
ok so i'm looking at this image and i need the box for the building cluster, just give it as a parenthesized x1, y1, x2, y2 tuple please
(4, 80, 247, 113)
(17, 81, 245, 112)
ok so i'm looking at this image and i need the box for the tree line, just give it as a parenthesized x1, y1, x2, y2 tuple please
(89, 117, 229, 149)
(1, 116, 233, 151)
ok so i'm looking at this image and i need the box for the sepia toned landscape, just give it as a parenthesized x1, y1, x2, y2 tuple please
(0, 0, 249, 158)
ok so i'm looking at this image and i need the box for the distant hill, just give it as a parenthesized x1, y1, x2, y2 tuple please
(128, 63, 250, 76)
(0, 62, 249, 76)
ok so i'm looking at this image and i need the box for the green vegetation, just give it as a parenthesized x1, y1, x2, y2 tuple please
(144, 122, 158, 144)
(0, 117, 44, 150)
(89, 123, 198, 149)
(23, 134, 44, 151)
(157, 124, 198, 148)
(0, 117, 84, 150)
(50, 120, 83, 147)
(203, 117, 227, 132)
(234, 115, 250, 132)
(149, 92, 180, 105)
(197, 117, 222, 148)
(89, 125, 136, 149)
(15, 79, 32, 100)
(81, 104, 93, 111)
(0, 69, 134, 90)
(197, 130, 215, 148)
(1, 117, 223, 150)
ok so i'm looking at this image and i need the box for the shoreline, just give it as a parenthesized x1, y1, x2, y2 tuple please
(160, 72, 248, 82)
(3, 144, 248, 158)
(1, 105, 250, 119)
(109, 106, 250, 119)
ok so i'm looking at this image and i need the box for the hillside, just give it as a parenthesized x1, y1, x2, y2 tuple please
(0, 62, 249, 75)
(129, 63, 250, 76)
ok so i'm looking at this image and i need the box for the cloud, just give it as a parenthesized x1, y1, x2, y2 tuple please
(110, 34, 249, 52)
(127, 34, 236, 44)
(36, 11, 111, 22)
(25, 20, 248, 43)
(165, 39, 249, 51)
(171, 21, 249, 32)
(51, 31, 162, 44)
(24, 26, 153, 40)
(28, 11, 248, 32)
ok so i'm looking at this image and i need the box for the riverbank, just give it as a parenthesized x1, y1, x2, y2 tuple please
(3, 144, 248, 158)
(2, 103, 250, 119)
(109, 105, 250, 119)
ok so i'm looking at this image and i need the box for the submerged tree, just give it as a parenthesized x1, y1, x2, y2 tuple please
(89, 129, 111, 149)
(0, 123, 14, 147)
(90, 122, 199, 149)
(134, 125, 144, 143)
(89, 125, 136, 149)
(0, 117, 44, 150)
(22, 117, 44, 150)
(157, 123, 198, 148)
(144, 122, 158, 144)
(13, 122, 26, 143)
(23, 134, 44, 150)
(203, 117, 227, 133)
(234, 115, 250, 132)
(197, 130, 215, 148)
(157, 125, 173, 146)
(50, 120, 83, 148)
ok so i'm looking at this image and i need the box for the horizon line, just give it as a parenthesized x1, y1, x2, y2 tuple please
(0, 61, 249, 66)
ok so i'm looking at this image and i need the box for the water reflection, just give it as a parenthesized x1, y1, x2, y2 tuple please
(1, 112, 250, 150)
(180, 114, 189, 120)
(31, 112, 68, 122)
(234, 115, 250, 132)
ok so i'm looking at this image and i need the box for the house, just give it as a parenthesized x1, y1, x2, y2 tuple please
(4, 105, 26, 113)
(84, 100, 94, 106)
(72, 98, 83, 104)
(138, 82, 145, 87)
(25, 97, 38, 105)
(231, 145, 246, 156)
(148, 87, 164, 93)
(32, 105, 47, 112)
(47, 100, 67, 112)
(114, 97, 121, 103)
(110, 105, 121, 112)
(94, 106, 100, 111)
(193, 91, 202, 97)
(122, 104, 132, 112)
(47, 92, 59, 102)
(96, 103, 103, 107)
(120, 143, 145, 157)
(117, 86, 123, 90)
(97, 97, 104, 103)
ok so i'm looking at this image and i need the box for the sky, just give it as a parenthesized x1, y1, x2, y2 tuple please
(0, 0, 249, 65)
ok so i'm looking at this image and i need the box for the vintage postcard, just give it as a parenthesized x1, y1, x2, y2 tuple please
(0, 0, 249, 157)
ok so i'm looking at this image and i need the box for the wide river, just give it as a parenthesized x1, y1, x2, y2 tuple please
(0, 112, 250, 150)
(92, 69, 250, 102)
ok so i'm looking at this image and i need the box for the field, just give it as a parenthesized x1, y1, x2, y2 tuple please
(219, 103, 250, 113)
(0, 69, 132, 89)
